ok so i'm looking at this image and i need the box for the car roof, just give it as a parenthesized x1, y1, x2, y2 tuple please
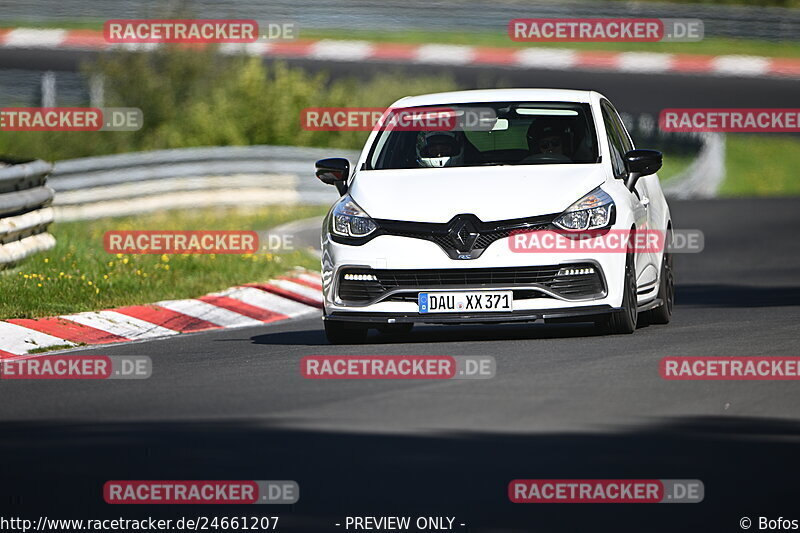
(391, 88, 602, 108)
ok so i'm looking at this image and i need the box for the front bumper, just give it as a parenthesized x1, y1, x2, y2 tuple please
(322, 229, 629, 322)
(325, 304, 620, 325)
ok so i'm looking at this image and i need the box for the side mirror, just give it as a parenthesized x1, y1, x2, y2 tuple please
(623, 149, 662, 190)
(315, 158, 350, 196)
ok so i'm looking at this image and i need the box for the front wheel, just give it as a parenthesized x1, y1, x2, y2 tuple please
(324, 320, 368, 344)
(602, 252, 638, 335)
(643, 246, 674, 325)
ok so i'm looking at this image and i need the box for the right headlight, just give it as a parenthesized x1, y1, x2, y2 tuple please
(330, 195, 377, 238)
(553, 188, 614, 231)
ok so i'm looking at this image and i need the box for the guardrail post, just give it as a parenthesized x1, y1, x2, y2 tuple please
(0, 159, 57, 269)
(40, 71, 56, 107)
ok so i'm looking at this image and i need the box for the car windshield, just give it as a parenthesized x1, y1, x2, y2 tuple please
(367, 101, 599, 170)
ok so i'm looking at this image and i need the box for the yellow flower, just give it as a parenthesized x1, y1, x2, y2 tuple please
(107, 261, 114, 267)
(43, 258, 49, 263)
(95, 287, 100, 294)
(103, 274, 109, 280)
(87, 281, 93, 285)
(122, 258, 129, 264)
(116, 253, 123, 259)
(37, 283, 42, 287)
(161, 254, 169, 262)
(164, 264, 169, 270)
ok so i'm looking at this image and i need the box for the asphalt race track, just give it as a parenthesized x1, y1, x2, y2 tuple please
(1, 198, 799, 531)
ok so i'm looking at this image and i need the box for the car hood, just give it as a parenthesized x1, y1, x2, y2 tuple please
(349, 164, 607, 223)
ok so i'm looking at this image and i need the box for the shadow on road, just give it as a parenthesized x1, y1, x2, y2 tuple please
(1, 416, 798, 531)
(250, 321, 614, 347)
(677, 284, 800, 308)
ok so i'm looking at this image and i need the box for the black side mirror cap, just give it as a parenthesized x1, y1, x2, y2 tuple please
(315, 158, 350, 195)
(623, 149, 662, 190)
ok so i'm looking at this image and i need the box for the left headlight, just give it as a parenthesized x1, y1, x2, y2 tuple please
(331, 195, 377, 238)
(553, 188, 614, 231)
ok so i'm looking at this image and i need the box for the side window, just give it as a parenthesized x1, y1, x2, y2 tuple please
(601, 103, 626, 178)
(607, 103, 634, 153)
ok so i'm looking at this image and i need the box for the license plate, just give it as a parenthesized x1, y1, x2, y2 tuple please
(418, 291, 513, 313)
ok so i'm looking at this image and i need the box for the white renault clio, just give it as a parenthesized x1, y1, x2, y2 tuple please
(316, 89, 673, 344)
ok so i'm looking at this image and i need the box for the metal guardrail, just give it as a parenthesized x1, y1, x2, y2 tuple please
(45, 134, 715, 223)
(0, 159, 56, 268)
(3, 0, 799, 41)
(49, 145, 357, 221)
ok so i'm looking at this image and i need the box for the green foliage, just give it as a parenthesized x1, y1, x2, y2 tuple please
(0, 47, 458, 161)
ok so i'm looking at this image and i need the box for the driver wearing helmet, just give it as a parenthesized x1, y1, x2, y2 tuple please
(416, 131, 465, 168)
(526, 119, 572, 159)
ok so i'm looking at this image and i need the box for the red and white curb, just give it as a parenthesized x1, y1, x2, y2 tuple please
(0, 269, 323, 359)
(1, 28, 799, 80)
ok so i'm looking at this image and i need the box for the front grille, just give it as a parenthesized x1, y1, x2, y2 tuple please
(374, 214, 556, 260)
(338, 264, 605, 304)
(391, 226, 550, 252)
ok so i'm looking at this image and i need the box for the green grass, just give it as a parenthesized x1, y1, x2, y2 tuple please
(0, 205, 327, 320)
(607, 0, 799, 7)
(27, 344, 80, 354)
(721, 134, 800, 196)
(659, 153, 696, 182)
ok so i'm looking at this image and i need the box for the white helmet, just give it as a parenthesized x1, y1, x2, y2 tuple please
(416, 131, 464, 168)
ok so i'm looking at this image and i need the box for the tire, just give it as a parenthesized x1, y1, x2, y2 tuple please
(643, 244, 674, 325)
(602, 252, 638, 334)
(324, 320, 368, 344)
(377, 323, 414, 338)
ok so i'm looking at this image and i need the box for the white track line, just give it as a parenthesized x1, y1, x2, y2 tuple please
(415, 44, 475, 65)
(155, 299, 263, 328)
(310, 40, 374, 61)
(711, 55, 770, 76)
(268, 279, 324, 303)
(515, 48, 578, 69)
(0, 322, 74, 355)
(295, 272, 323, 286)
(4, 28, 67, 48)
(616, 52, 674, 73)
(218, 42, 269, 56)
(211, 286, 317, 318)
(62, 310, 178, 340)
